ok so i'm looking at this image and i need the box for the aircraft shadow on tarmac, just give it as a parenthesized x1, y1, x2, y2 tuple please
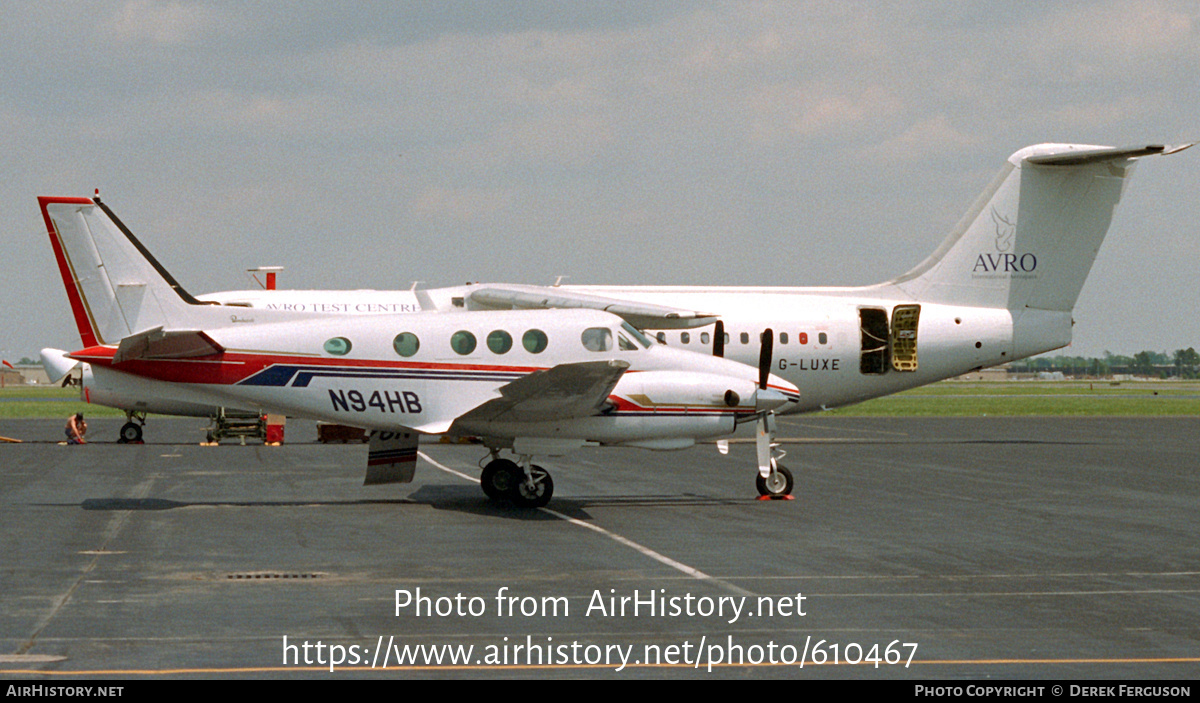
(45, 487, 760, 522)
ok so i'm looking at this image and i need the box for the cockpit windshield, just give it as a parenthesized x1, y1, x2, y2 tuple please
(619, 321, 653, 350)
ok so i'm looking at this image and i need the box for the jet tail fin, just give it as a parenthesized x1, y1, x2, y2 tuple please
(39, 196, 214, 346)
(884, 143, 1193, 312)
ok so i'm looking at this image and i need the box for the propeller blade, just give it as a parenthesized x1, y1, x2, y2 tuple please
(713, 320, 725, 357)
(758, 328, 773, 390)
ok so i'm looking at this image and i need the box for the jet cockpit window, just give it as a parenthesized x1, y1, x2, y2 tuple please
(487, 330, 513, 354)
(450, 331, 477, 355)
(392, 332, 419, 357)
(581, 327, 612, 352)
(523, 329, 548, 354)
(324, 337, 352, 356)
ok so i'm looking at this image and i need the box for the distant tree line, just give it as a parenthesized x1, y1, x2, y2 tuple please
(1008, 348, 1200, 379)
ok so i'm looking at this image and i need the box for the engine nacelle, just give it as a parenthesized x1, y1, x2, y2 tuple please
(469, 370, 771, 447)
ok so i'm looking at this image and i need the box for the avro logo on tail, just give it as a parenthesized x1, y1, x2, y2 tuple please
(992, 208, 1015, 252)
(973, 208, 1037, 276)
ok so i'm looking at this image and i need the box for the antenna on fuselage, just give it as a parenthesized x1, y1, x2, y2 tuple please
(248, 266, 284, 290)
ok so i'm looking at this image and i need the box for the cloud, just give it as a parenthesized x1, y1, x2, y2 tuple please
(409, 186, 514, 224)
(104, 0, 224, 46)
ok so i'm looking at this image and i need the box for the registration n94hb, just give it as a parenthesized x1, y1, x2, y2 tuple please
(329, 389, 422, 414)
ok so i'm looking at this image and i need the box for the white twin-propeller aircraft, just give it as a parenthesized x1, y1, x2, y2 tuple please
(39, 142, 1190, 506)
(39, 196, 800, 507)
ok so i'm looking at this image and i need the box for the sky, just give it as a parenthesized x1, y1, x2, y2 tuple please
(3, 1, 1198, 362)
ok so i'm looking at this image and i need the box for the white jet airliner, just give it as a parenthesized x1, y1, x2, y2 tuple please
(202, 142, 1192, 411)
(39, 195, 800, 506)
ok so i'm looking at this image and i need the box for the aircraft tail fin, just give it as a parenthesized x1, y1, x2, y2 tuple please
(884, 143, 1192, 312)
(39, 196, 212, 347)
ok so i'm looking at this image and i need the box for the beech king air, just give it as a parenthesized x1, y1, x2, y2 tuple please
(39, 195, 801, 506)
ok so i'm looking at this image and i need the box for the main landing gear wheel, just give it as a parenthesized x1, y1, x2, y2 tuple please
(513, 464, 553, 508)
(756, 464, 794, 497)
(480, 459, 521, 500)
(119, 421, 143, 443)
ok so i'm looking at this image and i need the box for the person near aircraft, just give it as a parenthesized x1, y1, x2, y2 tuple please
(65, 412, 87, 444)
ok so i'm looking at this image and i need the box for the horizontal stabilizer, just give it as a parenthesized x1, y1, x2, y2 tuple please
(113, 327, 225, 364)
(39, 348, 80, 384)
(1025, 143, 1193, 166)
(453, 359, 629, 428)
(468, 284, 718, 329)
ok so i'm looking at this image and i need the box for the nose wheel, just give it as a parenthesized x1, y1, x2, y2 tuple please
(756, 463, 794, 497)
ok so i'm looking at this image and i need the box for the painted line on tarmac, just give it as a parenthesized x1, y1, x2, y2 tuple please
(419, 451, 753, 598)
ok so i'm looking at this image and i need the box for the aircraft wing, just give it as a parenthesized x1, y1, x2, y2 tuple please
(467, 284, 718, 329)
(451, 359, 630, 429)
(112, 327, 225, 364)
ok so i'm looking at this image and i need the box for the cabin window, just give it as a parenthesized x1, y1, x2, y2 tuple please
(581, 327, 612, 352)
(487, 330, 513, 354)
(392, 332, 419, 357)
(523, 329, 548, 354)
(680, 332, 690, 344)
(656, 332, 666, 344)
(324, 337, 352, 356)
(740, 332, 750, 344)
(700, 332, 710, 345)
(450, 331, 477, 355)
(819, 332, 828, 345)
(799, 332, 808, 345)
(780, 332, 788, 345)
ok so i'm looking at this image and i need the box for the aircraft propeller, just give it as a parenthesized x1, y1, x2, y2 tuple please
(755, 328, 776, 478)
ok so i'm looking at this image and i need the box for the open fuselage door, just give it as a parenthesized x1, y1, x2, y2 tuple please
(859, 304, 920, 374)
(890, 304, 920, 372)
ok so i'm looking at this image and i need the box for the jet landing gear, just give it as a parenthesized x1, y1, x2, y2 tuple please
(756, 463, 794, 498)
(480, 453, 554, 508)
(754, 429, 794, 500)
(118, 411, 146, 444)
